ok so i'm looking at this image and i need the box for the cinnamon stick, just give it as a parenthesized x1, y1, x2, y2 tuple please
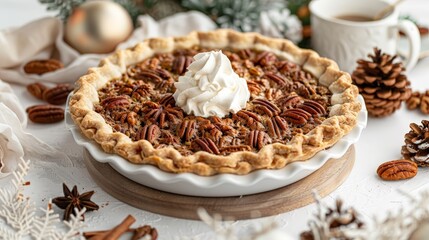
(85, 215, 136, 240)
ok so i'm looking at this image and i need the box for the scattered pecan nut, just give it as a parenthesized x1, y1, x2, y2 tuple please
(377, 159, 418, 181)
(26, 104, 64, 123)
(23, 59, 64, 75)
(42, 83, 74, 105)
(26, 82, 48, 100)
(132, 225, 158, 240)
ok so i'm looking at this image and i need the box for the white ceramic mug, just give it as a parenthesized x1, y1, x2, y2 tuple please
(310, 0, 421, 73)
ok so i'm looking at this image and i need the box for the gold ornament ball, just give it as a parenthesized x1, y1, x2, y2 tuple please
(64, 0, 133, 54)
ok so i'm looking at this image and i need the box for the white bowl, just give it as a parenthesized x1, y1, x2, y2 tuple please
(66, 95, 367, 197)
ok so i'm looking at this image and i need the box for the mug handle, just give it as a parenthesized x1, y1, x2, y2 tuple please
(397, 19, 421, 71)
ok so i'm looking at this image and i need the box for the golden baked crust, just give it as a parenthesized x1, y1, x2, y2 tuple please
(69, 29, 361, 176)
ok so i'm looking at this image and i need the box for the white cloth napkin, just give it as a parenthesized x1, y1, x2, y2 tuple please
(0, 11, 217, 85)
(0, 80, 73, 178)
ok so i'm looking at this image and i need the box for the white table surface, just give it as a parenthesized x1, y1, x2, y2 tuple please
(1, 0, 429, 239)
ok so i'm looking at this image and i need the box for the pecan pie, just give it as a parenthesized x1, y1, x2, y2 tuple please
(69, 30, 361, 176)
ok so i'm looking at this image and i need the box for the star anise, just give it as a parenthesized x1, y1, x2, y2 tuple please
(52, 183, 99, 221)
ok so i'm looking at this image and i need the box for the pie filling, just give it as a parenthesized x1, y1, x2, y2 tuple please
(94, 47, 332, 156)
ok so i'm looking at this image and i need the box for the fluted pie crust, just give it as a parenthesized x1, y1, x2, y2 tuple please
(69, 29, 361, 176)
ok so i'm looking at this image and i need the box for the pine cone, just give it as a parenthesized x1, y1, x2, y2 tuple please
(406, 90, 429, 114)
(402, 120, 429, 167)
(406, 91, 421, 110)
(300, 199, 364, 240)
(352, 48, 411, 117)
(420, 90, 429, 114)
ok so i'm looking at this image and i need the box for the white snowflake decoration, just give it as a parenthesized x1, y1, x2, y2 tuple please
(305, 190, 429, 240)
(259, 9, 303, 44)
(0, 159, 86, 239)
(197, 208, 294, 240)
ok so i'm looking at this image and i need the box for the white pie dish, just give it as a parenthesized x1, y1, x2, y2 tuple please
(66, 95, 367, 197)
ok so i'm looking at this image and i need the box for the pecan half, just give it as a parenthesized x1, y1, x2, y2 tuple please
(281, 108, 311, 125)
(116, 112, 139, 126)
(255, 51, 276, 66)
(101, 96, 130, 110)
(154, 68, 171, 79)
(377, 159, 418, 181)
(131, 84, 152, 100)
(238, 49, 253, 59)
(266, 116, 289, 138)
(277, 61, 298, 74)
(132, 225, 158, 240)
(26, 105, 64, 123)
(252, 99, 280, 117)
(24, 59, 64, 75)
(173, 56, 193, 75)
(192, 138, 220, 154)
(126, 66, 139, 78)
(159, 94, 176, 107)
(27, 82, 48, 100)
(265, 88, 283, 101)
(43, 84, 74, 105)
(265, 73, 287, 86)
(177, 119, 197, 142)
(220, 145, 252, 154)
(159, 130, 180, 145)
(247, 130, 271, 150)
(298, 100, 326, 116)
(247, 80, 262, 95)
(248, 67, 262, 76)
(136, 124, 161, 143)
(233, 110, 261, 130)
(142, 101, 183, 128)
(134, 70, 163, 83)
(276, 95, 302, 110)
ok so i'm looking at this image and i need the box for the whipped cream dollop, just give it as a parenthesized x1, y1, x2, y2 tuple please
(173, 51, 250, 118)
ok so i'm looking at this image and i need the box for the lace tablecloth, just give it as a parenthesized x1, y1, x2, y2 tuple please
(1, 0, 429, 238)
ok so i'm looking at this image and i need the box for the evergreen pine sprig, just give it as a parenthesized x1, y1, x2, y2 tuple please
(39, 0, 85, 21)
(182, 0, 286, 32)
(38, 0, 143, 26)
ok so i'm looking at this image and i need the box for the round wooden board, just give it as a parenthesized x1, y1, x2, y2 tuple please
(83, 145, 355, 220)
